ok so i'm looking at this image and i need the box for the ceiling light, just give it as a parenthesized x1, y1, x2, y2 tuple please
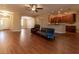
(32, 5, 36, 11)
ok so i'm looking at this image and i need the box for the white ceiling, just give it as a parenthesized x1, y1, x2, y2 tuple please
(0, 4, 79, 16)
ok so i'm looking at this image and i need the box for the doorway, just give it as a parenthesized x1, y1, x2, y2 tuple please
(21, 16, 35, 29)
(0, 17, 10, 30)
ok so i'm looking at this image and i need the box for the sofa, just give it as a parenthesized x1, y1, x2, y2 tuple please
(31, 24, 40, 33)
(31, 24, 55, 40)
(37, 28, 55, 40)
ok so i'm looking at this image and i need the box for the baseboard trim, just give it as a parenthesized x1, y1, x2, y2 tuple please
(55, 32, 66, 34)
(10, 29, 21, 32)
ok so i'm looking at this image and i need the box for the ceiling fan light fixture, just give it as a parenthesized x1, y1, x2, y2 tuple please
(25, 4, 43, 13)
(32, 5, 36, 11)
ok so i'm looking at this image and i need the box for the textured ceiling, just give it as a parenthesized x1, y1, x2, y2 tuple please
(0, 4, 79, 16)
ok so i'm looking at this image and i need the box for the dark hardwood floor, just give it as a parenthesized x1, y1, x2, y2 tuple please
(0, 29, 79, 54)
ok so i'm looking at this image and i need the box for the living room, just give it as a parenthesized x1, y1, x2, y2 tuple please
(0, 4, 79, 54)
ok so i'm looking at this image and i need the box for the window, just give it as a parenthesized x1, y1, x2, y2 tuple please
(21, 19, 24, 26)
(0, 20, 3, 25)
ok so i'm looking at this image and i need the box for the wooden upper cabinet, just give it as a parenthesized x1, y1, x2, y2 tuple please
(48, 13, 76, 24)
(62, 14, 76, 24)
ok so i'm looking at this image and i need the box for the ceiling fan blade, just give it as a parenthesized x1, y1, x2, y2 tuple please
(25, 7, 31, 11)
(35, 10, 38, 12)
(36, 8, 43, 9)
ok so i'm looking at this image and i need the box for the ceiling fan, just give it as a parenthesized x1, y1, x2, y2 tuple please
(25, 4, 43, 12)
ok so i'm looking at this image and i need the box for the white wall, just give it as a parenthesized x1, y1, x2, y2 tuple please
(35, 14, 79, 33)
(0, 12, 21, 31)
(10, 12, 21, 31)
(35, 15, 66, 33)
(75, 14, 79, 33)
(0, 12, 35, 31)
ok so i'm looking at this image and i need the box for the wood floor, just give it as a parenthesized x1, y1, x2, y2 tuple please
(0, 29, 79, 54)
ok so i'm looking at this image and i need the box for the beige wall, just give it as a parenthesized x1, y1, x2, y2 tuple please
(0, 16, 13, 30)
(35, 14, 79, 33)
(76, 14, 79, 33)
(0, 12, 21, 31)
(0, 12, 35, 31)
(35, 14, 66, 33)
(10, 12, 21, 31)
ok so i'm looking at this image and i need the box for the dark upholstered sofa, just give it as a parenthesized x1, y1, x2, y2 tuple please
(31, 24, 40, 33)
(37, 28, 55, 40)
(31, 24, 55, 40)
